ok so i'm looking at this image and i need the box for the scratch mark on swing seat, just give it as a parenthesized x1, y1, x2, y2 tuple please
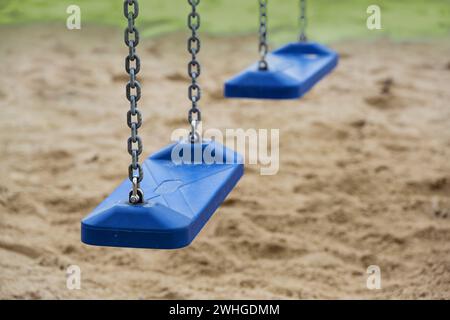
(154, 180, 184, 195)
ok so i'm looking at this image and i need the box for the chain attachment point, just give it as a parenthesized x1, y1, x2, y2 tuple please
(129, 177, 143, 204)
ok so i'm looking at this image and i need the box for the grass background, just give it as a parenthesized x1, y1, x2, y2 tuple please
(0, 0, 449, 43)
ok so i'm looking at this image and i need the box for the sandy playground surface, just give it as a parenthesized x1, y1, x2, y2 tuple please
(0, 25, 449, 299)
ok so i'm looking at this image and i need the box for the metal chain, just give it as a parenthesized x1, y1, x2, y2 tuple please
(258, 0, 268, 70)
(187, 0, 202, 143)
(299, 0, 307, 42)
(124, 0, 144, 204)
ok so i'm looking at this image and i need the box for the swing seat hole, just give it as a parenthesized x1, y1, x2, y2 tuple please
(128, 189, 144, 204)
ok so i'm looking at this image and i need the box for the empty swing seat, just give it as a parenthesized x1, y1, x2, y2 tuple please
(224, 42, 338, 99)
(81, 140, 243, 249)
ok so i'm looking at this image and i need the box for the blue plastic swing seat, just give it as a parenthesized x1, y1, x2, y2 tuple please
(81, 140, 243, 249)
(224, 41, 339, 99)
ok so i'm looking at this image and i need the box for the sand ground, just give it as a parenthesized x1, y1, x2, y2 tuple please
(0, 25, 449, 299)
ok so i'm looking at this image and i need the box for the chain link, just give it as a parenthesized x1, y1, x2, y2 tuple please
(258, 0, 268, 70)
(299, 0, 307, 42)
(187, 0, 202, 142)
(124, 0, 143, 204)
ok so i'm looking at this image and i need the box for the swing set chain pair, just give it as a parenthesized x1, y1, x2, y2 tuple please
(187, 0, 202, 143)
(257, 0, 307, 70)
(258, 0, 269, 71)
(124, 0, 144, 204)
(299, 0, 307, 42)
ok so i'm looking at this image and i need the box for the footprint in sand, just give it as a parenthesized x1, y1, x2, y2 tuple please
(146, 45, 162, 57)
(365, 77, 405, 109)
(207, 87, 226, 101)
(414, 226, 450, 242)
(406, 176, 450, 195)
(222, 197, 261, 210)
(164, 117, 185, 127)
(338, 52, 352, 59)
(232, 237, 305, 260)
(165, 72, 188, 82)
(377, 77, 394, 95)
(365, 95, 403, 109)
(111, 73, 132, 83)
(431, 197, 449, 219)
(0, 241, 42, 259)
(349, 119, 367, 129)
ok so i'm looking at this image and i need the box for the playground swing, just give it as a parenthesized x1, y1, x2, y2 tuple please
(224, 0, 339, 100)
(81, 0, 243, 249)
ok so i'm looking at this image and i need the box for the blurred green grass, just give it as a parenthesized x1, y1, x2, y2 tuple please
(0, 0, 449, 43)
